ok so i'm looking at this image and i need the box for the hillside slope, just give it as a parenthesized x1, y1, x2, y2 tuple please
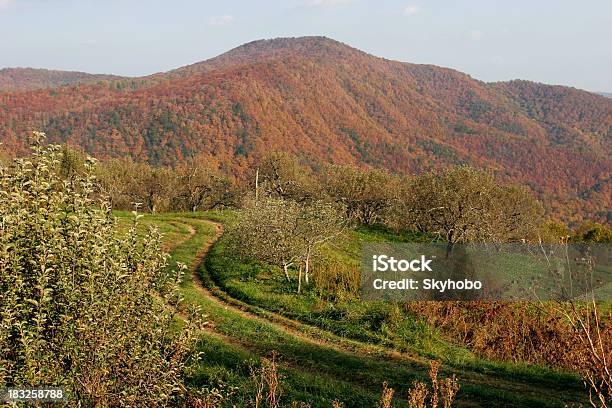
(0, 37, 609, 223)
(0, 67, 124, 91)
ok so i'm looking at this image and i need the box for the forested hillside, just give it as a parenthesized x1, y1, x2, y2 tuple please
(0, 37, 609, 224)
(0, 67, 124, 91)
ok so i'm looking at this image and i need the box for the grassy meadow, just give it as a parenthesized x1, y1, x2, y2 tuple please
(114, 211, 595, 407)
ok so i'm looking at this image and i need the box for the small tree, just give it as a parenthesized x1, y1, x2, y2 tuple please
(97, 159, 173, 212)
(572, 222, 612, 243)
(0, 142, 10, 166)
(229, 198, 345, 292)
(255, 152, 322, 203)
(295, 201, 345, 292)
(139, 165, 172, 213)
(539, 218, 572, 243)
(171, 157, 238, 212)
(58, 144, 87, 179)
(484, 184, 544, 243)
(229, 197, 305, 282)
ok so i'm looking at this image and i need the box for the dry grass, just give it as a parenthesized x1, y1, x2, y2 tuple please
(372, 361, 460, 408)
(406, 301, 611, 406)
(251, 352, 283, 408)
(377, 382, 395, 408)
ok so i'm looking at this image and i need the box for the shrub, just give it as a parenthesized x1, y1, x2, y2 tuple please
(255, 151, 323, 204)
(404, 301, 577, 365)
(405, 299, 611, 386)
(0, 133, 200, 406)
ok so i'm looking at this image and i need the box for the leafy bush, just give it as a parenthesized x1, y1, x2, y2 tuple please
(0, 133, 199, 406)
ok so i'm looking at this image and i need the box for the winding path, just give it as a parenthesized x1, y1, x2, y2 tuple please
(165, 216, 589, 408)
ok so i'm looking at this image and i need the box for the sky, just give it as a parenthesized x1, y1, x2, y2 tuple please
(0, 0, 610, 92)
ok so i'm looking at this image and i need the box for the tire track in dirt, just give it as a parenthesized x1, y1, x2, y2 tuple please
(166, 219, 406, 402)
(173, 217, 586, 407)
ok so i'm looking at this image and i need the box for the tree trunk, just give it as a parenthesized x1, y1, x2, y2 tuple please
(305, 251, 311, 285)
(445, 241, 454, 259)
(297, 265, 303, 293)
(445, 230, 455, 259)
(255, 168, 259, 202)
(283, 263, 291, 282)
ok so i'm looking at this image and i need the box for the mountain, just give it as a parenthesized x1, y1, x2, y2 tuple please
(0, 37, 610, 224)
(0, 67, 124, 91)
(598, 92, 612, 98)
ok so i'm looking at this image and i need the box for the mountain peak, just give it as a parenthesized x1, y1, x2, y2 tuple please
(168, 36, 368, 78)
(232, 36, 354, 54)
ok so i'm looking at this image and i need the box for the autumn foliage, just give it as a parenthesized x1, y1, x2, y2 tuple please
(0, 37, 609, 225)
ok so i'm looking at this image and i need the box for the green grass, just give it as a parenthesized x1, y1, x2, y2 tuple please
(207, 226, 565, 372)
(113, 211, 592, 407)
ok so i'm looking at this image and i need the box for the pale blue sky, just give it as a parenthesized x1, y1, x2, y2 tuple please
(0, 0, 610, 92)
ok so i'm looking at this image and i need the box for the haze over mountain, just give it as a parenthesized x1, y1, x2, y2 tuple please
(0, 37, 610, 224)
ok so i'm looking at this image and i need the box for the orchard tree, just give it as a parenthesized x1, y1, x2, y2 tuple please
(229, 197, 305, 282)
(538, 218, 572, 243)
(402, 166, 543, 256)
(95, 158, 131, 209)
(139, 165, 172, 213)
(295, 201, 345, 292)
(229, 198, 345, 292)
(255, 151, 322, 203)
(485, 184, 544, 243)
(321, 164, 399, 225)
(171, 157, 238, 212)
(572, 222, 612, 243)
(97, 159, 172, 212)
(0, 142, 10, 166)
(58, 145, 87, 179)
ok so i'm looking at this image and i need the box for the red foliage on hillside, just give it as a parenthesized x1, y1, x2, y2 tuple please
(0, 37, 609, 224)
(0, 67, 124, 92)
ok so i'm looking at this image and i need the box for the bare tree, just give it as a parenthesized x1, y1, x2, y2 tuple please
(229, 197, 305, 282)
(256, 151, 322, 203)
(171, 158, 238, 211)
(96, 159, 172, 212)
